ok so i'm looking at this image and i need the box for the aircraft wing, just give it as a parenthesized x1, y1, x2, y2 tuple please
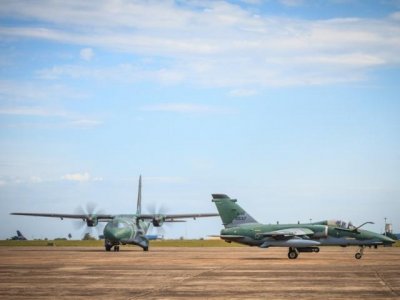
(138, 213, 219, 221)
(261, 228, 314, 238)
(10, 212, 114, 222)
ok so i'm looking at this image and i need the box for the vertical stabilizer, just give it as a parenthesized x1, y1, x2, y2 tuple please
(136, 175, 142, 215)
(212, 194, 258, 228)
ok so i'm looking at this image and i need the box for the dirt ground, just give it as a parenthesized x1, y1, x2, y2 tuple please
(0, 246, 399, 299)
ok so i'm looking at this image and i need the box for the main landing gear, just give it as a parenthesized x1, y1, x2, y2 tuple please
(355, 246, 365, 259)
(105, 240, 120, 252)
(288, 248, 298, 259)
(288, 247, 320, 259)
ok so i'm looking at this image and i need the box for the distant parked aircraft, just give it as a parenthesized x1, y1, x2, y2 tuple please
(9, 230, 27, 240)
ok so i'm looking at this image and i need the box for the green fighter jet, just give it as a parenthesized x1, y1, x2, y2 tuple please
(212, 194, 395, 259)
(10, 176, 218, 252)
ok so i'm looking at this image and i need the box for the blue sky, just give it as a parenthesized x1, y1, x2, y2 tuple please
(1, 0, 399, 239)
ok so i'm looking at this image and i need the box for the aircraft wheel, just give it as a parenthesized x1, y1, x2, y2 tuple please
(355, 253, 362, 259)
(105, 244, 112, 251)
(143, 247, 149, 252)
(288, 250, 298, 259)
(314, 247, 320, 253)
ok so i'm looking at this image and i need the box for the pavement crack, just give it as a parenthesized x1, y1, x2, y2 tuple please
(129, 266, 225, 299)
(375, 271, 398, 297)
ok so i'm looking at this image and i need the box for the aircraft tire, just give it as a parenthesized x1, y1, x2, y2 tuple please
(355, 253, 362, 259)
(288, 250, 298, 259)
(143, 247, 149, 252)
(314, 247, 320, 253)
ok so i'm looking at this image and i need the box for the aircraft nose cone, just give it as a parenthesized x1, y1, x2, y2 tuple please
(104, 222, 132, 242)
(381, 235, 395, 244)
(103, 224, 116, 241)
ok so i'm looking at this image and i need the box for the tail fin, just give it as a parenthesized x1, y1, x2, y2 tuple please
(16, 230, 26, 240)
(212, 194, 258, 228)
(136, 175, 142, 215)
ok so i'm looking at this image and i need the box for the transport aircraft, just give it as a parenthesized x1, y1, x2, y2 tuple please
(10, 176, 218, 251)
(9, 230, 27, 240)
(212, 194, 395, 259)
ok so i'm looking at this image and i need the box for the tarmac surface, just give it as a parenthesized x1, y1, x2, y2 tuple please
(0, 246, 399, 299)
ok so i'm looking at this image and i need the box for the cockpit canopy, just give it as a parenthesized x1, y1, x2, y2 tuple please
(110, 219, 129, 229)
(315, 220, 355, 230)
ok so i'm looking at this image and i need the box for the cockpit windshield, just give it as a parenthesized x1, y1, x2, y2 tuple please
(111, 220, 128, 229)
(326, 220, 355, 229)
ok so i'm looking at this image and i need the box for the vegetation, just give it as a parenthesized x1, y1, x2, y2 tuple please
(0, 240, 103, 247)
(82, 233, 96, 240)
(150, 239, 243, 247)
(0, 239, 242, 247)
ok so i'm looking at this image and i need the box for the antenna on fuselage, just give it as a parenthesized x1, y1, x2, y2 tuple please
(136, 175, 142, 215)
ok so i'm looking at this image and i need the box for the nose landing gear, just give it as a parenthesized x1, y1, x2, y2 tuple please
(105, 240, 120, 252)
(355, 246, 365, 259)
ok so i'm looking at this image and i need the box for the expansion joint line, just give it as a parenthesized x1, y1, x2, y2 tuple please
(375, 271, 398, 297)
(129, 266, 226, 299)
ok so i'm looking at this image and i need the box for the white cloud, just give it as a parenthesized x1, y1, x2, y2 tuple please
(62, 172, 91, 182)
(36, 64, 185, 85)
(0, 106, 68, 117)
(0, 1, 399, 87)
(141, 103, 232, 114)
(229, 89, 258, 97)
(80, 47, 94, 61)
(145, 176, 187, 184)
(69, 119, 102, 128)
(0, 173, 102, 186)
(390, 11, 400, 20)
(29, 176, 43, 183)
(0, 105, 102, 129)
(279, 0, 304, 7)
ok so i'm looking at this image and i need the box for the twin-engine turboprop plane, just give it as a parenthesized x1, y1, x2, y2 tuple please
(212, 194, 395, 259)
(10, 176, 218, 252)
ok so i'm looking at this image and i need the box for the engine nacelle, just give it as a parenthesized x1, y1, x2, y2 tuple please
(312, 225, 328, 238)
(152, 215, 165, 227)
(86, 216, 98, 227)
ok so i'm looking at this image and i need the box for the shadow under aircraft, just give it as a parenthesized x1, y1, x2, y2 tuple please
(11, 176, 219, 251)
(212, 194, 395, 259)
